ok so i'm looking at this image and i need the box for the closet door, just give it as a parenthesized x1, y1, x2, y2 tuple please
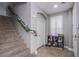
(73, 3, 78, 57)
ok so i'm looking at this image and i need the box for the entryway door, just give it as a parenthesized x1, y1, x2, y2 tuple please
(36, 13, 45, 49)
(73, 22, 78, 57)
(72, 3, 78, 56)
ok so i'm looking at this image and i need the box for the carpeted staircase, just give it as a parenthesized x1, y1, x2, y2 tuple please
(0, 16, 35, 57)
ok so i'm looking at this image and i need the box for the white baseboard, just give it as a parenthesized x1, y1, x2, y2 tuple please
(64, 46, 73, 52)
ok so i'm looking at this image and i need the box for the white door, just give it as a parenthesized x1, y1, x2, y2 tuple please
(73, 3, 78, 56)
(36, 14, 45, 48)
(73, 24, 78, 57)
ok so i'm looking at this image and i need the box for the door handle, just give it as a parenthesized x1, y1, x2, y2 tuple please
(74, 34, 79, 38)
(75, 35, 77, 38)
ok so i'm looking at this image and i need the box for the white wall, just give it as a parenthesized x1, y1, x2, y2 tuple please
(13, 3, 31, 49)
(13, 2, 48, 54)
(49, 14, 63, 35)
(49, 10, 73, 49)
(0, 2, 7, 16)
(30, 3, 48, 54)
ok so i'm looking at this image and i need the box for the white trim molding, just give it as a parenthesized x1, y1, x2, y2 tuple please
(64, 46, 73, 52)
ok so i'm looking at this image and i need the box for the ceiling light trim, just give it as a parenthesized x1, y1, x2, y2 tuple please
(53, 4, 58, 8)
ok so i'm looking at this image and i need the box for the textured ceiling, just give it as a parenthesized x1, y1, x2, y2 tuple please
(34, 2, 74, 15)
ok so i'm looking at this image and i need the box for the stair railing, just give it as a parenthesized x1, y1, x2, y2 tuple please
(8, 6, 37, 36)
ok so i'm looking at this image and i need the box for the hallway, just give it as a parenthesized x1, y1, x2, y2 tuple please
(0, 2, 79, 57)
(36, 46, 74, 57)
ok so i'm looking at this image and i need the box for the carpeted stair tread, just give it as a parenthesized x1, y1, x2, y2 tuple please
(0, 16, 34, 57)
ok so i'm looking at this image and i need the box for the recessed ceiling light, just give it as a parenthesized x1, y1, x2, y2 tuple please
(53, 5, 58, 8)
